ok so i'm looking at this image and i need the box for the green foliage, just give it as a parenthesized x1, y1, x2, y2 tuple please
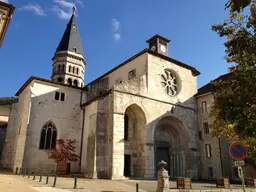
(211, 1, 256, 156)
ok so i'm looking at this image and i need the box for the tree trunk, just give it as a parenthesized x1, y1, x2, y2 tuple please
(57, 161, 67, 175)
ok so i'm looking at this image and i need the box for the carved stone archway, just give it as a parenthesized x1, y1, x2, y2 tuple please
(154, 116, 189, 178)
(123, 104, 146, 178)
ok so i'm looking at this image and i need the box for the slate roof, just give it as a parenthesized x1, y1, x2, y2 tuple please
(146, 34, 171, 43)
(55, 12, 84, 56)
(195, 72, 233, 97)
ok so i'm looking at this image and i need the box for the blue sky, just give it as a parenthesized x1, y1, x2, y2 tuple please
(0, 0, 230, 97)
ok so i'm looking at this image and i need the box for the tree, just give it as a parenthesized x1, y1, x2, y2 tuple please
(210, 1, 256, 156)
(225, 0, 251, 13)
(46, 139, 80, 173)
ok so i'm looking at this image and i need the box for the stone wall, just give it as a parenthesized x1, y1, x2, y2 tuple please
(22, 80, 86, 173)
(196, 93, 222, 180)
(0, 102, 19, 169)
(13, 86, 32, 171)
(82, 95, 111, 179)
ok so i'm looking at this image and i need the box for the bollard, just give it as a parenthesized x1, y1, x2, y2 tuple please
(33, 172, 36, 180)
(74, 177, 77, 189)
(23, 168, 26, 177)
(15, 167, 18, 175)
(39, 173, 42, 182)
(136, 183, 139, 192)
(46, 174, 49, 184)
(52, 175, 57, 187)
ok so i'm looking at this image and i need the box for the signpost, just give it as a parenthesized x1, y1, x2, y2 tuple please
(237, 166, 243, 178)
(229, 141, 247, 192)
(234, 161, 245, 167)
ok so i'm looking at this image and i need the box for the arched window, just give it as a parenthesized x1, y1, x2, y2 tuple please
(68, 66, 71, 72)
(68, 78, 72, 86)
(74, 79, 78, 87)
(39, 121, 57, 150)
(76, 68, 79, 74)
(58, 65, 61, 72)
(73, 67, 75, 73)
(61, 65, 65, 72)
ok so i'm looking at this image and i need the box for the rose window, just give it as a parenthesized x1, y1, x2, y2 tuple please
(160, 70, 179, 96)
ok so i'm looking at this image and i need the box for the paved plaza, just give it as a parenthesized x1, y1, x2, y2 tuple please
(0, 173, 256, 192)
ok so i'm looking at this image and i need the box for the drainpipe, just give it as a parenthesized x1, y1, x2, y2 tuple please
(79, 90, 86, 173)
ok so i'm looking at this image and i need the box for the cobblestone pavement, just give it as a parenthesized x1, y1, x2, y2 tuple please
(1, 174, 256, 192)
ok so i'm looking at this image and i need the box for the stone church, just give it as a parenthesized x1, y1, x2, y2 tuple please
(2, 8, 245, 181)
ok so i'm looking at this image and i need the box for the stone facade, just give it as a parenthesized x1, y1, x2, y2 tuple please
(0, 1, 15, 47)
(79, 49, 200, 180)
(196, 92, 256, 181)
(1, 80, 86, 173)
(52, 51, 86, 87)
(2, 13, 252, 180)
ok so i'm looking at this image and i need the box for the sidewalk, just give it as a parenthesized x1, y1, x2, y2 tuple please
(1, 173, 256, 192)
(0, 174, 38, 192)
(4, 174, 146, 192)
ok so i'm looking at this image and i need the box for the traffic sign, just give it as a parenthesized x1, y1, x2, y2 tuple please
(234, 160, 245, 167)
(229, 141, 247, 161)
(237, 166, 243, 178)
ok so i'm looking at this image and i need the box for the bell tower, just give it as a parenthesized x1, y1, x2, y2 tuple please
(146, 34, 171, 57)
(51, 6, 86, 87)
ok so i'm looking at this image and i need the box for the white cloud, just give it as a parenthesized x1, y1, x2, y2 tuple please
(76, 0, 84, 7)
(113, 33, 121, 40)
(112, 19, 120, 32)
(20, 4, 47, 16)
(1, 0, 9, 3)
(51, 0, 83, 20)
(51, 5, 72, 20)
(112, 19, 121, 40)
(54, 0, 73, 9)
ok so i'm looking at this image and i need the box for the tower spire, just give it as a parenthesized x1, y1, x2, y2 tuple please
(51, 8, 86, 88)
(55, 10, 84, 55)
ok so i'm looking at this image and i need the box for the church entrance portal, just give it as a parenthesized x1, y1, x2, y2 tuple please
(155, 147, 170, 177)
(154, 116, 188, 178)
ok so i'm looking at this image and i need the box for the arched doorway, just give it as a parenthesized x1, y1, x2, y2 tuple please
(123, 104, 146, 178)
(154, 116, 189, 178)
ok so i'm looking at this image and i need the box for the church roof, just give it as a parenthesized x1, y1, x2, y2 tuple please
(15, 76, 87, 96)
(55, 11, 84, 56)
(195, 73, 233, 97)
(146, 34, 171, 43)
(85, 48, 200, 87)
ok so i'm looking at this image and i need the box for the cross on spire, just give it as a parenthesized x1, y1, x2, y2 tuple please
(72, 5, 76, 14)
